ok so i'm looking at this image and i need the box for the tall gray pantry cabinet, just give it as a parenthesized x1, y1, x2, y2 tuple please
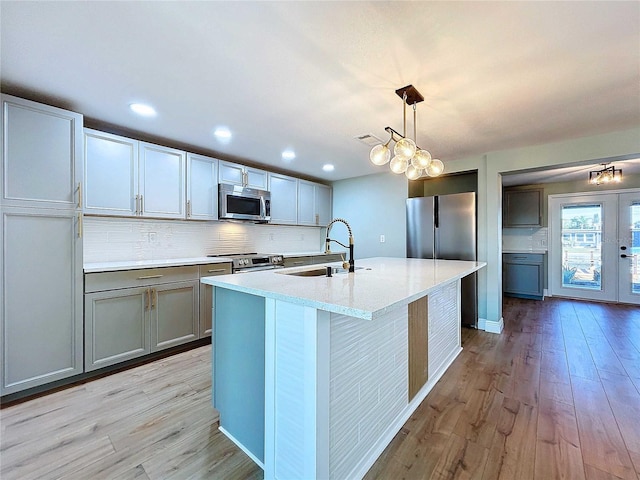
(1, 95, 84, 395)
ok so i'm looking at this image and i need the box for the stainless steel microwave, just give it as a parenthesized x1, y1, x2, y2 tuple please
(218, 183, 271, 222)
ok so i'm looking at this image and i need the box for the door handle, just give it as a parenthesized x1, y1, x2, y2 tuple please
(77, 182, 82, 208)
(145, 289, 150, 310)
(151, 288, 157, 309)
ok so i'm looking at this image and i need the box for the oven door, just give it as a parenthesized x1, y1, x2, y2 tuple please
(219, 184, 270, 221)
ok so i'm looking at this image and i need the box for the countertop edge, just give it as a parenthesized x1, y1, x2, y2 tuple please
(202, 260, 486, 320)
(84, 257, 233, 273)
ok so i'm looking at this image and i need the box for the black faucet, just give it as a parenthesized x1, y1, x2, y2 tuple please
(324, 218, 354, 272)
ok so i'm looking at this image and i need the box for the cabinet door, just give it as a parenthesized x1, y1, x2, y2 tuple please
(268, 173, 297, 224)
(84, 129, 138, 216)
(2, 95, 82, 210)
(245, 167, 268, 190)
(1, 208, 83, 395)
(139, 142, 186, 219)
(85, 287, 150, 371)
(315, 183, 332, 226)
(504, 189, 542, 227)
(151, 281, 198, 352)
(297, 180, 315, 225)
(218, 161, 246, 186)
(503, 263, 543, 297)
(187, 153, 218, 220)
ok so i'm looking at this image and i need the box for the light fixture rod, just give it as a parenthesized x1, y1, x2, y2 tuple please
(402, 92, 407, 137)
(384, 126, 426, 151)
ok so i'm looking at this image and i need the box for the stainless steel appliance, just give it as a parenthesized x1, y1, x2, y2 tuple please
(208, 253, 284, 273)
(219, 183, 271, 222)
(406, 192, 478, 328)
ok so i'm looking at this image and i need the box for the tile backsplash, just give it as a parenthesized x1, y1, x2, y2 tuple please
(83, 217, 323, 263)
(502, 227, 548, 252)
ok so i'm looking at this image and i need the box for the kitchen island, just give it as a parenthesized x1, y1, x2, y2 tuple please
(201, 257, 485, 480)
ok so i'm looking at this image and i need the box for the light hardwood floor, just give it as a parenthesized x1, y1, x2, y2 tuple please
(1, 297, 639, 479)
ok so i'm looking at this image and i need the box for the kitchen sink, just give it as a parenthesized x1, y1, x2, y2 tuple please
(279, 266, 365, 277)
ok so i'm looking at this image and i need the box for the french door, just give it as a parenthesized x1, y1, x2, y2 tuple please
(549, 189, 640, 305)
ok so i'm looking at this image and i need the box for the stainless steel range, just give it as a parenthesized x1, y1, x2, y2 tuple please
(208, 253, 284, 273)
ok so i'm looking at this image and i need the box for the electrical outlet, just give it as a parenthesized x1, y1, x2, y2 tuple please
(380, 234, 385, 243)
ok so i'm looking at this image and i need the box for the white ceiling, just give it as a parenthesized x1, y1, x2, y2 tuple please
(1, 1, 639, 183)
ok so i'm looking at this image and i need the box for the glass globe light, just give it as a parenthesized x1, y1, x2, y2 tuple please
(411, 149, 432, 169)
(394, 138, 416, 159)
(425, 159, 444, 177)
(389, 155, 408, 174)
(369, 143, 391, 165)
(405, 164, 423, 180)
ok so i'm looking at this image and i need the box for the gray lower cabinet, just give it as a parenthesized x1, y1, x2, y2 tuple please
(85, 287, 150, 370)
(283, 253, 345, 268)
(199, 263, 232, 337)
(84, 266, 200, 371)
(503, 253, 545, 299)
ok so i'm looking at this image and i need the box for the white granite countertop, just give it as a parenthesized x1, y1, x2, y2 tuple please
(84, 256, 232, 273)
(201, 257, 485, 320)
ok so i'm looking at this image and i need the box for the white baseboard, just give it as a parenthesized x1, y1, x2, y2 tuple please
(345, 346, 463, 480)
(478, 316, 503, 334)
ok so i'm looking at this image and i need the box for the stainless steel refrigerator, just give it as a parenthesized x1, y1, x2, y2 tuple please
(406, 192, 478, 328)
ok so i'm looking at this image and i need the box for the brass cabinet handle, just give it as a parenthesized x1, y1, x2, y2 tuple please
(151, 288, 157, 309)
(293, 261, 305, 265)
(140, 195, 144, 215)
(137, 274, 163, 280)
(77, 182, 82, 209)
(187, 200, 191, 218)
(315, 213, 319, 225)
(145, 288, 150, 310)
(135, 195, 139, 215)
(77, 213, 83, 238)
(207, 268, 227, 273)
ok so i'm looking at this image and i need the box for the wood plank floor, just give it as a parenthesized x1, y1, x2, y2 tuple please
(1, 297, 639, 479)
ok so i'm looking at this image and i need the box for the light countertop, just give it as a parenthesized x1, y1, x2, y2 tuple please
(201, 257, 485, 320)
(84, 257, 232, 273)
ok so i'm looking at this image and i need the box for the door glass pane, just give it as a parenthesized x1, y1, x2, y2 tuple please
(561, 204, 602, 290)
(631, 202, 640, 294)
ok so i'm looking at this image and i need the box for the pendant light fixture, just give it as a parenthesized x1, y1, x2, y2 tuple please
(369, 85, 444, 179)
(588, 163, 622, 185)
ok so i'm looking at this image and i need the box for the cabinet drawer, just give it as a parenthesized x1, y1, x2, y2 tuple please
(503, 253, 544, 264)
(85, 265, 199, 293)
(198, 263, 232, 277)
(284, 257, 313, 267)
(313, 253, 344, 264)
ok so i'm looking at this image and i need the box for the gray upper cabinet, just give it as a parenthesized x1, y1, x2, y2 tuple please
(268, 172, 298, 224)
(503, 188, 543, 227)
(84, 129, 138, 216)
(1, 95, 84, 395)
(139, 142, 186, 219)
(2, 94, 82, 210)
(298, 180, 332, 226)
(219, 160, 268, 190)
(187, 153, 218, 220)
(84, 129, 187, 219)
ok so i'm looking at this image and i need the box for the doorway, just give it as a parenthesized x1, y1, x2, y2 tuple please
(549, 190, 640, 304)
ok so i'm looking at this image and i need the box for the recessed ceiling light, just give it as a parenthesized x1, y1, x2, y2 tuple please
(129, 103, 157, 117)
(213, 127, 232, 144)
(322, 164, 335, 172)
(281, 149, 296, 162)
